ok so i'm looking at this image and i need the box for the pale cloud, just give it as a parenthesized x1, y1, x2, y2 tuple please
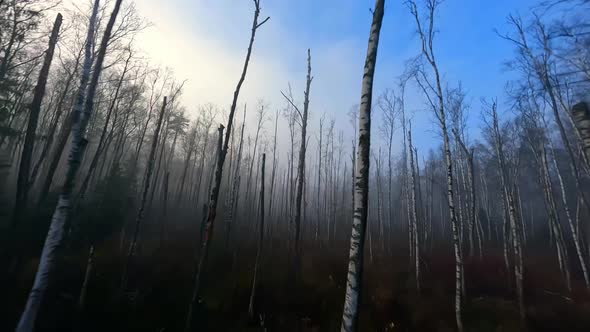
(61, 0, 403, 158)
(132, 0, 375, 153)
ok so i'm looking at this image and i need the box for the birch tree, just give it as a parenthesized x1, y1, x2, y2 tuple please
(15, 0, 121, 329)
(340, 1, 384, 330)
(407, 0, 464, 329)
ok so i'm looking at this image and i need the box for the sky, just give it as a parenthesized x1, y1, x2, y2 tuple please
(66, 0, 541, 159)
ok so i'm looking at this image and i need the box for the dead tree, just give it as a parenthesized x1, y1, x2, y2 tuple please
(340, 0, 384, 331)
(12, 13, 62, 226)
(281, 49, 312, 278)
(77, 47, 133, 200)
(121, 96, 167, 290)
(268, 110, 279, 221)
(409, 124, 420, 292)
(316, 113, 325, 242)
(15, 0, 118, 330)
(249, 153, 265, 318)
(378, 89, 397, 253)
(184, 1, 269, 329)
(225, 106, 247, 248)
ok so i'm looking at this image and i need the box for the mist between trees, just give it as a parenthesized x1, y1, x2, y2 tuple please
(1, 0, 590, 331)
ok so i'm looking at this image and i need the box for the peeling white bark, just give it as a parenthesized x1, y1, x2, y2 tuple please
(341, 1, 385, 331)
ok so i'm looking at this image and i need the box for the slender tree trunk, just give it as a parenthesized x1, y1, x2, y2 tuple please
(340, 1, 384, 330)
(15, 1, 117, 329)
(38, 110, 73, 206)
(12, 14, 62, 226)
(454, 130, 478, 257)
(249, 153, 265, 318)
(316, 116, 324, 242)
(121, 96, 167, 290)
(184, 3, 268, 329)
(490, 104, 525, 326)
(292, 49, 312, 279)
(30, 48, 83, 184)
(409, 125, 420, 292)
(549, 139, 588, 288)
(268, 111, 278, 221)
(78, 50, 132, 199)
(160, 171, 170, 248)
(225, 107, 247, 248)
(77, 245, 95, 311)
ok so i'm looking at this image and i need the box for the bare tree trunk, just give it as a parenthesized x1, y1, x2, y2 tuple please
(572, 102, 590, 165)
(409, 125, 420, 292)
(454, 130, 478, 257)
(543, 145, 571, 290)
(340, 1, 384, 330)
(249, 153, 265, 318)
(15, 1, 117, 329)
(268, 111, 279, 221)
(549, 139, 588, 288)
(316, 115, 324, 242)
(77, 50, 132, 199)
(177, 124, 199, 205)
(184, 3, 268, 329)
(289, 49, 312, 279)
(121, 96, 167, 290)
(407, 1, 464, 328)
(30, 48, 83, 184)
(77, 245, 95, 311)
(12, 14, 62, 226)
(225, 107, 247, 248)
(489, 103, 526, 326)
(160, 171, 170, 248)
(37, 110, 73, 206)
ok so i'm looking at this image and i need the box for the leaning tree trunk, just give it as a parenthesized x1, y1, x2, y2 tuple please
(548, 139, 588, 288)
(30, 48, 82, 185)
(15, 1, 120, 330)
(12, 14, 62, 227)
(77, 50, 132, 200)
(340, 1, 384, 331)
(184, 2, 269, 330)
(542, 144, 572, 290)
(121, 96, 167, 290)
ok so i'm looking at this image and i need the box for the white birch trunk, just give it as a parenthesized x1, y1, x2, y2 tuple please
(340, 1, 384, 330)
(16, 1, 116, 329)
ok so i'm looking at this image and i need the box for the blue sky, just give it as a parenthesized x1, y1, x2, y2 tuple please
(70, 0, 542, 158)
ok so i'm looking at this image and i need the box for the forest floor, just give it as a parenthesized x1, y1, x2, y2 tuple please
(2, 225, 590, 332)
